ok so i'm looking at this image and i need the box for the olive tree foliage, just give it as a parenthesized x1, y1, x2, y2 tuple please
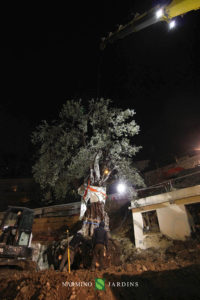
(32, 99, 144, 202)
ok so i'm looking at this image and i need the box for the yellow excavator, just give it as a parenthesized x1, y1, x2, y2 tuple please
(101, 0, 200, 50)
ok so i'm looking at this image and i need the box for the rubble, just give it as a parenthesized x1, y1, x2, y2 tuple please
(1, 187, 200, 299)
(0, 239, 200, 299)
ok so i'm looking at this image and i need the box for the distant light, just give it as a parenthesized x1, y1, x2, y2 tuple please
(11, 185, 17, 192)
(104, 169, 109, 175)
(169, 20, 176, 29)
(156, 8, 164, 19)
(117, 183, 126, 194)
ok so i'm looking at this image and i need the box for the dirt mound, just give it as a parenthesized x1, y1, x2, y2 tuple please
(0, 249, 200, 300)
(0, 269, 116, 300)
(0, 239, 200, 299)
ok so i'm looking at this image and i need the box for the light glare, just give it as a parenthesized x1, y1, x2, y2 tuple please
(104, 169, 109, 175)
(156, 9, 163, 19)
(169, 20, 176, 29)
(117, 183, 126, 194)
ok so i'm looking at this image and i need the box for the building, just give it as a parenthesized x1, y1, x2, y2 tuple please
(130, 184, 200, 249)
(144, 152, 200, 186)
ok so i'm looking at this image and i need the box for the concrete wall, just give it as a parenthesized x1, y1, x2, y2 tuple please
(157, 204, 191, 240)
(132, 210, 174, 249)
(131, 185, 200, 249)
(131, 185, 200, 209)
(132, 212, 144, 249)
(132, 204, 191, 249)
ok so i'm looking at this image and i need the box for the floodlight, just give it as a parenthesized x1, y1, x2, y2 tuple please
(156, 8, 163, 19)
(117, 183, 126, 194)
(169, 20, 176, 29)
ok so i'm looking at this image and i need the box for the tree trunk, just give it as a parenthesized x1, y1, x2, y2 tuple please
(78, 152, 110, 237)
(81, 201, 109, 237)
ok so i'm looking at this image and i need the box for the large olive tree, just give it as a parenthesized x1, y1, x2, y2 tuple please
(32, 98, 144, 205)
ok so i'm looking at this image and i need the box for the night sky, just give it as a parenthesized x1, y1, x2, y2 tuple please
(0, 1, 200, 176)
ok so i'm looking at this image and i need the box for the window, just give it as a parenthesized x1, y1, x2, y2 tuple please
(142, 210, 160, 233)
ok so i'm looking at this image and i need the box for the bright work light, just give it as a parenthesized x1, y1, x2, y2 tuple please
(156, 8, 164, 19)
(169, 20, 176, 29)
(117, 183, 126, 194)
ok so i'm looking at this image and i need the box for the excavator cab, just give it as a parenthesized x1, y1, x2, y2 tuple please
(0, 206, 36, 270)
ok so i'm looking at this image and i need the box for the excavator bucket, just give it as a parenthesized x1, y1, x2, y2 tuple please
(0, 258, 37, 271)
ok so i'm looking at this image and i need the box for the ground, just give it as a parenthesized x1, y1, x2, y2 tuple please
(0, 239, 200, 300)
(1, 203, 200, 299)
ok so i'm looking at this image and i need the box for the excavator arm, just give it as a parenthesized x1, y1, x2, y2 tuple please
(101, 0, 200, 50)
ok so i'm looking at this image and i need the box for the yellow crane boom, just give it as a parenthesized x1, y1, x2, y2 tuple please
(165, 0, 200, 19)
(101, 0, 200, 50)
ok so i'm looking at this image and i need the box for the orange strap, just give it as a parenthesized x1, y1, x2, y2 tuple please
(83, 180, 90, 200)
(83, 181, 107, 200)
(88, 186, 107, 198)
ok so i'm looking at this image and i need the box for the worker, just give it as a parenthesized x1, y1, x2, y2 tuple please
(91, 221, 108, 271)
(59, 230, 84, 271)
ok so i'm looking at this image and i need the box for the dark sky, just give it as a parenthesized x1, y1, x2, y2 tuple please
(0, 1, 200, 175)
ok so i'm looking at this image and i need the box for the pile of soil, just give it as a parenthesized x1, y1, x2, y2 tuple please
(0, 240, 200, 299)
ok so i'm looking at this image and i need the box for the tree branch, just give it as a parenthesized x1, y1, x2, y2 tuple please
(94, 151, 102, 184)
(100, 166, 117, 185)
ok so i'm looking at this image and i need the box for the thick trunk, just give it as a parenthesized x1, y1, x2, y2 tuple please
(81, 201, 109, 237)
(45, 155, 116, 270)
(78, 152, 110, 237)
